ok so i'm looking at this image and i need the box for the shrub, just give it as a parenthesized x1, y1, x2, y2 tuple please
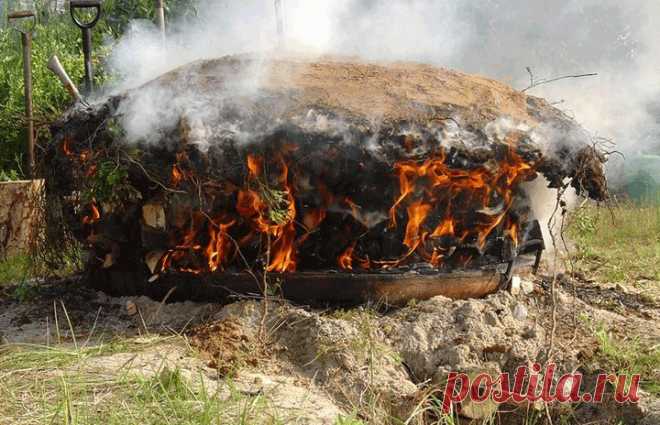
(0, 0, 197, 179)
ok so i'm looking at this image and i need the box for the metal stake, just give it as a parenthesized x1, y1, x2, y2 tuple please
(70, 0, 101, 95)
(8, 10, 36, 178)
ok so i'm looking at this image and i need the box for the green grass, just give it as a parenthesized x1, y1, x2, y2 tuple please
(0, 255, 33, 285)
(0, 337, 291, 425)
(567, 199, 660, 283)
(593, 325, 660, 396)
(0, 248, 82, 291)
(0, 0, 199, 178)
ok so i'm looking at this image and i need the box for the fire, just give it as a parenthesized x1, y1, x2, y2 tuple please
(338, 243, 355, 270)
(82, 202, 101, 225)
(403, 202, 431, 250)
(155, 132, 536, 276)
(432, 217, 455, 238)
(247, 154, 262, 177)
(171, 165, 184, 187)
(303, 208, 326, 232)
(266, 221, 297, 272)
(508, 221, 519, 248)
(62, 137, 91, 162)
(344, 197, 360, 220)
(63, 138, 73, 156)
(386, 141, 536, 267)
(206, 218, 235, 272)
(237, 155, 298, 272)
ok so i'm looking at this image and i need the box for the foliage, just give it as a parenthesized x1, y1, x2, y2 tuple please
(0, 0, 197, 178)
(0, 254, 32, 285)
(0, 165, 22, 182)
(0, 6, 86, 177)
(82, 160, 138, 204)
(103, 0, 199, 37)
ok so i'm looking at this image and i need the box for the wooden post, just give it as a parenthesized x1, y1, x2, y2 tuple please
(21, 31, 34, 178)
(155, 0, 166, 40)
(7, 10, 36, 178)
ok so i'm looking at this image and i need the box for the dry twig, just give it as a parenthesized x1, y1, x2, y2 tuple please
(523, 67, 598, 93)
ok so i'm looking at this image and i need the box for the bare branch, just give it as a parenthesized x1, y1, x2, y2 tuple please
(522, 68, 598, 93)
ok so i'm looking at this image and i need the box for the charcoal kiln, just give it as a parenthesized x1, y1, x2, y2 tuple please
(46, 55, 607, 305)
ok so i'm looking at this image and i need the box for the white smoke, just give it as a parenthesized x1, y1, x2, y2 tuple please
(106, 0, 659, 154)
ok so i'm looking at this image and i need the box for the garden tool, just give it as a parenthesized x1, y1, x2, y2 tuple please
(7, 9, 36, 178)
(70, 0, 101, 94)
(47, 55, 83, 103)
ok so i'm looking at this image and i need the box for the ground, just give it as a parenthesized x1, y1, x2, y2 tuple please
(0, 201, 658, 425)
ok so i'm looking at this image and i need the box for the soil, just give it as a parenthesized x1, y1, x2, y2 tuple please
(162, 54, 538, 127)
(1, 271, 658, 424)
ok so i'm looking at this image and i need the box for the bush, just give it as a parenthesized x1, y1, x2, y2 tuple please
(0, 18, 85, 175)
(0, 0, 197, 179)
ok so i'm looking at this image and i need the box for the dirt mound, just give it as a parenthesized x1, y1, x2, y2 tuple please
(153, 55, 543, 128)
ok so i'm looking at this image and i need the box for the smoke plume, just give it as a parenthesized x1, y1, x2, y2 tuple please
(107, 0, 659, 161)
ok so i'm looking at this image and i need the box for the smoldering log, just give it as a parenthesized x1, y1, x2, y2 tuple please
(45, 55, 607, 301)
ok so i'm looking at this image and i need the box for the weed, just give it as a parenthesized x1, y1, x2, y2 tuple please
(0, 254, 32, 285)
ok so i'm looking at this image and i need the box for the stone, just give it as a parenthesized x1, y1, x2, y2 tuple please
(521, 279, 535, 294)
(513, 304, 528, 321)
(510, 275, 522, 295)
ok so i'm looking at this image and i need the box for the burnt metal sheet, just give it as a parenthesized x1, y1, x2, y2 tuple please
(89, 269, 503, 306)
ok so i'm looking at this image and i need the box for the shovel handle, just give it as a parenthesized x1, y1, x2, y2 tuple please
(70, 0, 102, 29)
(7, 10, 36, 33)
(8, 10, 35, 19)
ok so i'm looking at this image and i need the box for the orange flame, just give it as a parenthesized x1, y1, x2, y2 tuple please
(206, 218, 235, 272)
(247, 154, 263, 177)
(237, 155, 298, 273)
(387, 140, 536, 267)
(63, 138, 73, 156)
(338, 243, 355, 270)
(403, 201, 431, 250)
(432, 217, 455, 238)
(158, 132, 536, 275)
(82, 203, 101, 225)
(303, 208, 326, 232)
(63, 137, 91, 162)
(171, 165, 184, 187)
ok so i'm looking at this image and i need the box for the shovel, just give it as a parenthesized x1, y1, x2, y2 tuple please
(7, 10, 36, 178)
(70, 0, 102, 94)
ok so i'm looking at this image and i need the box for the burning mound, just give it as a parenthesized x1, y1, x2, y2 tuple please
(47, 55, 607, 302)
